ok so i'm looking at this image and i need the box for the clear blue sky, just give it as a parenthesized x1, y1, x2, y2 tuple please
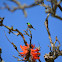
(0, 0, 62, 62)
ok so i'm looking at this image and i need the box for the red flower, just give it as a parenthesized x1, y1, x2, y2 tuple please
(19, 43, 40, 61)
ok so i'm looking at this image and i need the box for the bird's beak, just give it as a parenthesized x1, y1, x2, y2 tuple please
(26, 23, 28, 24)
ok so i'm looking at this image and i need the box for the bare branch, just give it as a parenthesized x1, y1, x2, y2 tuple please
(45, 13, 53, 44)
(4, 31, 19, 53)
(44, 14, 62, 62)
(52, 14, 62, 20)
(0, 0, 43, 17)
(58, 4, 62, 11)
(23, 28, 32, 48)
(0, 17, 4, 26)
(0, 48, 4, 62)
(0, 17, 27, 46)
(13, 55, 27, 61)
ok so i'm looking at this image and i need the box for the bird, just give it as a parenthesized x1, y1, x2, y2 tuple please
(27, 22, 35, 30)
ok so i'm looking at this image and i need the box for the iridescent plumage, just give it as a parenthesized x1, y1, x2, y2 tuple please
(27, 22, 35, 30)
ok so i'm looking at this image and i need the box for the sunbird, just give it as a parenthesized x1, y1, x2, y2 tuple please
(27, 22, 35, 30)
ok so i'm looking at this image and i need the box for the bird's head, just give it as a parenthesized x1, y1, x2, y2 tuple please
(26, 22, 31, 25)
(26, 23, 28, 24)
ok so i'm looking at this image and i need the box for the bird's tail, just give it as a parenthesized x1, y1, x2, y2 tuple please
(33, 28, 35, 30)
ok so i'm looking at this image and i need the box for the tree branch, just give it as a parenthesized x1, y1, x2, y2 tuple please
(0, 17, 27, 46)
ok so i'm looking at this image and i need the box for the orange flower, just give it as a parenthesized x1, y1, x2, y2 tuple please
(31, 48, 40, 61)
(19, 43, 40, 61)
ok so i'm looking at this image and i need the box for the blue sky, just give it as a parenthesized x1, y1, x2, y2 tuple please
(0, 0, 62, 62)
